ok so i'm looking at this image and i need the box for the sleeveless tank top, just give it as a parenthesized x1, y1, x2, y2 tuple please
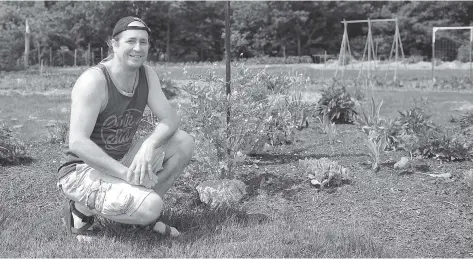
(57, 63, 149, 179)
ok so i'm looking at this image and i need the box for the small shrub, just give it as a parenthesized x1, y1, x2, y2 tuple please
(316, 81, 358, 124)
(413, 128, 472, 162)
(180, 63, 308, 177)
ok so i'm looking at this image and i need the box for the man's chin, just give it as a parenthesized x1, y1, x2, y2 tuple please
(127, 60, 145, 68)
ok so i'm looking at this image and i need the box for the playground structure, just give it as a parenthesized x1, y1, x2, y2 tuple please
(335, 18, 405, 81)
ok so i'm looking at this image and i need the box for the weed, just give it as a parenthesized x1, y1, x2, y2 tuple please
(46, 122, 69, 144)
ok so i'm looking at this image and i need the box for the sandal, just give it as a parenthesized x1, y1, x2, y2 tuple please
(142, 219, 176, 237)
(63, 199, 99, 235)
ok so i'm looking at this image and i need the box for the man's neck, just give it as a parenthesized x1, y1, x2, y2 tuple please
(107, 58, 139, 78)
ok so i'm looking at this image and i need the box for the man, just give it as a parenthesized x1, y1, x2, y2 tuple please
(57, 16, 195, 238)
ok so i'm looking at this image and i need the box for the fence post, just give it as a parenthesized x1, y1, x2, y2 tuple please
(40, 60, 43, 76)
(37, 41, 41, 65)
(50, 48, 52, 66)
(101, 47, 103, 61)
(74, 49, 77, 66)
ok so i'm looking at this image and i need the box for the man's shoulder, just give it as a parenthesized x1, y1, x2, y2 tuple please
(72, 67, 107, 98)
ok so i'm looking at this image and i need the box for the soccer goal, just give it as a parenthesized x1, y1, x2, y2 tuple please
(335, 18, 405, 82)
(432, 26, 473, 80)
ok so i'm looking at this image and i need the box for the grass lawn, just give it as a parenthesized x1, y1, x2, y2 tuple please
(0, 68, 472, 257)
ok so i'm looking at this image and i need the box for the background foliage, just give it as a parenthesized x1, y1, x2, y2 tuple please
(0, 1, 472, 70)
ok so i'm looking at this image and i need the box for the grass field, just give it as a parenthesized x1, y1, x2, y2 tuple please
(0, 64, 472, 257)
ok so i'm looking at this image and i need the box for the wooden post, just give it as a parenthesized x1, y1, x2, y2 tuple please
(394, 17, 399, 81)
(100, 47, 103, 61)
(24, 19, 30, 68)
(40, 60, 43, 76)
(50, 48, 52, 66)
(336, 20, 348, 78)
(324, 51, 327, 66)
(37, 41, 41, 64)
(74, 49, 77, 66)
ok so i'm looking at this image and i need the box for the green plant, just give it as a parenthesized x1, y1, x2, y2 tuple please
(46, 122, 69, 144)
(299, 157, 349, 189)
(179, 63, 307, 178)
(316, 81, 358, 124)
(413, 128, 472, 162)
(355, 97, 387, 171)
(317, 113, 337, 145)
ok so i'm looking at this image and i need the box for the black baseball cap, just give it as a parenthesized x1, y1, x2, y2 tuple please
(112, 16, 151, 37)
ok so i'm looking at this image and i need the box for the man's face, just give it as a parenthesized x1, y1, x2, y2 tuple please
(113, 22, 149, 68)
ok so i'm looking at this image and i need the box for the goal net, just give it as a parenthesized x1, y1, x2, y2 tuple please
(433, 27, 472, 79)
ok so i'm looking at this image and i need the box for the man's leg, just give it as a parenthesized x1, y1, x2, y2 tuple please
(151, 130, 195, 197)
(59, 164, 177, 236)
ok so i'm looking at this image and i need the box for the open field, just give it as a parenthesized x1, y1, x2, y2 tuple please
(0, 64, 472, 257)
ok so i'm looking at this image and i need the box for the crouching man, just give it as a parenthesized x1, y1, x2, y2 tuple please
(57, 16, 195, 237)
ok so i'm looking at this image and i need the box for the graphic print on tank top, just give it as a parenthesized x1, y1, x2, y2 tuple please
(100, 108, 142, 153)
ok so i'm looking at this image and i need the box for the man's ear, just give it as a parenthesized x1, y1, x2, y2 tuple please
(112, 39, 119, 48)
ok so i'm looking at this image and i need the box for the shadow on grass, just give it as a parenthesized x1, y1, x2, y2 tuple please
(95, 206, 270, 244)
(0, 156, 35, 167)
(247, 152, 367, 166)
(239, 172, 304, 199)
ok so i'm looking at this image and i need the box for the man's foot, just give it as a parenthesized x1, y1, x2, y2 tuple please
(63, 199, 99, 236)
(152, 221, 180, 237)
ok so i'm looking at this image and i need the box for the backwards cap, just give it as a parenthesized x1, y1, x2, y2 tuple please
(112, 16, 151, 37)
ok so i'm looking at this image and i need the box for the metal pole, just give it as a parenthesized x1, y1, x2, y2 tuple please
(432, 28, 436, 82)
(367, 18, 372, 78)
(470, 28, 473, 80)
(224, 0, 231, 177)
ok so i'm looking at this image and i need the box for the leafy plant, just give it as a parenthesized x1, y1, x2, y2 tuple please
(317, 113, 337, 145)
(413, 128, 472, 162)
(179, 63, 308, 178)
(355, 96, 387, 171)
(299, 157, 350, 190)
(46, 122, 69, 144)
(316, 81, 358, 124)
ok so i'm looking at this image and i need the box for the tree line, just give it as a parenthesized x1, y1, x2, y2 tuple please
(0, 1, 472, 70)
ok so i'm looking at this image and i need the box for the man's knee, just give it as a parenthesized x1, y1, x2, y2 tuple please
(132, 192, 164, 225)
(174, 130, 195, 159)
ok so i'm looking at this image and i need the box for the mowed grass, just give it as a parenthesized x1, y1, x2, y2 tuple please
(0, 69, 472, 257)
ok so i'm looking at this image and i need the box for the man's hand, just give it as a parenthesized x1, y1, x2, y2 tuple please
(129, 140, 157, 188)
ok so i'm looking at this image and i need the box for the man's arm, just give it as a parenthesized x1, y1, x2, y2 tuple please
(143, 65, 181, 148)
(68, 69, 129, 180)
